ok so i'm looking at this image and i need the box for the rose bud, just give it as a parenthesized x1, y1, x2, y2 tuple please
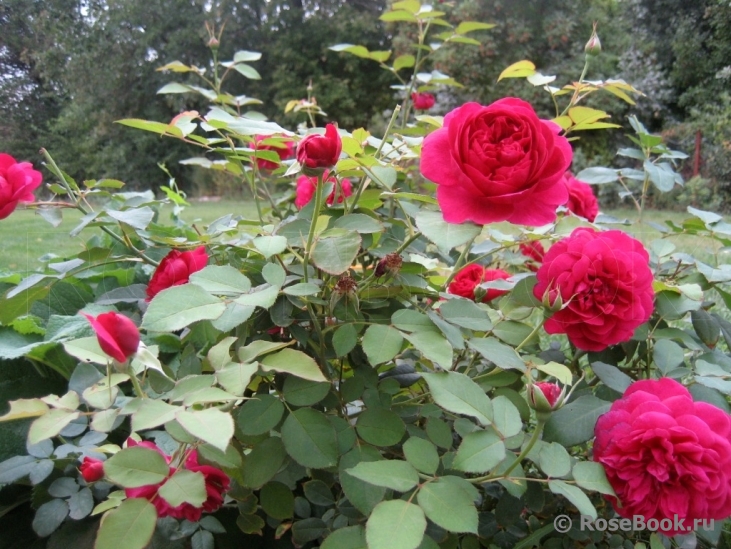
(527, 381, 565, 420)
(411, 92, 436, 111)
(146, 247, 208, 301)
(79, 457, 105, 482)
(297, 123, 342, 175)
(0, 153, 43, 220)
(83, 312, 140, 363)
(584, 23, 602, 56)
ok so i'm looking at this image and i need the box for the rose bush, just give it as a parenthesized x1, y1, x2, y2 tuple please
(0, 6, 730, 549)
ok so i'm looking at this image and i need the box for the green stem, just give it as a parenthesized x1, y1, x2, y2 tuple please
(127, 370, 146, 398)
(476, 420, 546, 483)
(302, 173, 325, 283)
(561, 55, 591, 117)
(401, 20, 431, 127)
(443, 235, 478, 287)
(514, 316, 546, 353)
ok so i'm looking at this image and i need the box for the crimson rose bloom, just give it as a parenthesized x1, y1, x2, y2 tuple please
(0, 153, 43, 220)
(448, 265, 510, 302)
(83, 312, 140, 363)
(533, 228, 653, 351)
(563, 172, 599, 222)
(295, 171, 352, 209)
(594, 378, 731, 534)
(411, 92, 435, 110)
(420, 99, 572, 226)
(124, 440, 230, 522)
(254, 135, 295, 170)
(297, 123, 342, 172)
(79, 457, 105, 482)
(146, 247, 208, 301)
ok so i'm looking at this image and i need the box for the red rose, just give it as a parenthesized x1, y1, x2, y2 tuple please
(519, 241, 545, 272)
(83, 312, 140, 363)
(295, 170, 352, 209)
(448, 264, 510, 302)
(296, 123, 342, 172)
(594, 378, 731, 534)
(254, 135, 295, 171)
(124, 440, 229, 522)
(535, 382, 561, 407)
(79, 457, 105, 482)
(563, 172, 599, 222)
(411, 92, 435, 110)
(420, 99, 572, 226)
(0, 153, 42, 220)
(532, 228, 654, 351)
(146, 247, 208, 301)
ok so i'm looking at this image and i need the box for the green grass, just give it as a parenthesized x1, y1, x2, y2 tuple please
(0, 203, 724, 273)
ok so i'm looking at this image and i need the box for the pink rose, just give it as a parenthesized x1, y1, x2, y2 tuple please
(295, 170, 352, 209)
(296, 123, 342, 172)
(411, 92, 435, 110)
(532, 228, 654, 351)
(0, 153, 43, 220)
(519, 241, 545, 272)
(146, 247, 208, 301)
(448, 265, 510, 302)
(79, 457, 105, 482)
(83, 312, 140, 363)
(594, 378, 731, 534)
(420, 99, 572, 226)
(563, 172, 599, 222)
(254, 135, 295, 171)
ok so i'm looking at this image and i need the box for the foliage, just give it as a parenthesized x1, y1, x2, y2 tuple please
(4, 3, 731, 549)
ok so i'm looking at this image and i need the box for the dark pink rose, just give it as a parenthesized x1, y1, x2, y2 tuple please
(594, 378, 731, 535)
(83, 312, 140, 363)
(535, 382, 561, 407)
(296, 123, 342, 172)
(420, 99, 572, 226)
(563, 172, 599, 222)
(519, 241, 545, 272)
(146, 247, 208, 301)
(0, 153, 43, 219)
(532, 228, 654, 351)
(254, 135, 295, 170)
(295, 170, 352, 209)
(79, 457, 105, 482)
(448, 265, 510, 302)
(411, 92, 435, 110)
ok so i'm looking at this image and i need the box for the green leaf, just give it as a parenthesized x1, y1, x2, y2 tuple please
(283, 377, 330, 406)
(189, 265, 251, 295)
(105, 207, 155, 230)
(590, 362, 632, 393)
(236, 394, 284, 436)
(538, 442, 571, 477)
(362, 324, 403, 365)
(192, 530, 214, 549)
(0, 399, 49, 422)
(543, 395, 611, 447)
(422, 372, 493, 425)
(303, 479, 335, 506)
(356, 408, 406, 447)
(453, 430, 506, 473)
(572, 462, 616, 496)
(333, 324, 358, 357)
(403, 331, 453, 369)
(233, 285, 279, 309)
(117, 118, 183, 136)
(216, 362, 258, 396)
(346, 460, 419, 492)
(340, 446, 388, 515)
(232, 63, 261, 80)
(62, 337, 109, 365)
(95, 498, 157, 549)
(158, 470, 207, 507)
(549, 480, 597, 519)
(380, 10, 418, 22)
(455, 21, 496, 34)
(574, 167, 619, 184)
(283, 283, 320, 297)
(131, 399, 180, 431)
(311, 229, 361, 275)
(417, 476, 479, 534)
(260, 348, 327, 382)
(535, 362, 573, 385)
(497, 60, 536, 81)
(333, 214, 384, 234)
(492, 396, 522, 438)
(653, 339, 685, 375)
(253, 235, 288, 258)
(321, 526, 368, 549)
(176, 408, 234, 451)
(468, 338, 525, 372)
(403, 437, 439, 475)
(238, 340, 293, 363)
(393, 54, 416, 71)
(260, 481, 295, 519)
(28, 409, 81, 445)
(103, 447, 169, 488)
(439, 298, 492, 331)
(281, 408, 338, 468)
(143, 285, 225, 332)
(33, 499, 69, 537)
(241, 437, 287, 489)
(414, 211, 481, 251)
(367, 500, 426, 549)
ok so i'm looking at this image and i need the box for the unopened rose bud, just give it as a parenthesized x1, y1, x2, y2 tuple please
(584, 23, 601, 56)
(79, 457, 105, 482)
(207, 37, 220, 50)
(541, 288, 563, 313)
(527, 381, 565, 420)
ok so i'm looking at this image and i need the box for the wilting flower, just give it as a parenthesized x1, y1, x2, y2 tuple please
(297, 123, 342, 173)
(532, 228, 654, 351)
(411, 92, 435, 110)
(146, 247, 208, 301)
(448, 265, 510, 303)
(374, 253, 404, 278)
(594, 378, 731, 535)
(295, 171, 352, 209)
(420, 98, 572, 226)
(0, 153, 43, 220)
(83, 312, 140, 363)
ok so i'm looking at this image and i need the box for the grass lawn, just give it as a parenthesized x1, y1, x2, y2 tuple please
(0, 202, 725, 273)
